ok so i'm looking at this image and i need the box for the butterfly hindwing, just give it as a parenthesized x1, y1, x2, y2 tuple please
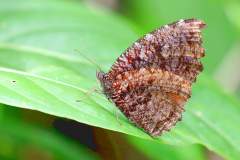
(110, 68, 191, 136)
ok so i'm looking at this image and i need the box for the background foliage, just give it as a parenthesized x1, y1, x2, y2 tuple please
(0, 0, 240, 159)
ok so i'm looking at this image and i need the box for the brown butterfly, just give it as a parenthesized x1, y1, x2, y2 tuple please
(97, 19, 206, 137)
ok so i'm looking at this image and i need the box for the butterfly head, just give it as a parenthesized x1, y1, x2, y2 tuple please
(96, 71, 112, 99)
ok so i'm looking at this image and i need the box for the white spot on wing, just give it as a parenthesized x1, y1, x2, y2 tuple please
(139, 48, 146, 59)
(145, 34, 154, 41)
(134, 42, 142, 49)
(164, 24, 170, 29)
(177, 19, 185, 26)
(178, 19, 184, 23)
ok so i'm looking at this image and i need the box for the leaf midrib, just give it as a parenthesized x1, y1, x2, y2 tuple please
(0, 67, 132, 122)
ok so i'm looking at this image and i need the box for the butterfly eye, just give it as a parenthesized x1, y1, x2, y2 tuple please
(96, 71, 105, 80)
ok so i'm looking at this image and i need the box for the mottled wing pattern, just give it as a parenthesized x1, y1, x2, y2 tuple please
(97, 19, 206, 136)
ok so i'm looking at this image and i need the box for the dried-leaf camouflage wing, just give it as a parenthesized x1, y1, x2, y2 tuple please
(97, 19, 206, 136)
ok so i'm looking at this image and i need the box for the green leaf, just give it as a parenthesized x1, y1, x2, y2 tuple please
(127, 136, 207, 160)
(120, 0, 237, 74)
(0, 105, 99, 160)
(0, 0, 240, 160)
(225, 1, 240, 33)
(0, 0, 140, 69)
(162, 75, 240, 159)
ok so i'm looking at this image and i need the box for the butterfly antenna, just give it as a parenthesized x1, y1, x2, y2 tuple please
(74, 49, 103, 72)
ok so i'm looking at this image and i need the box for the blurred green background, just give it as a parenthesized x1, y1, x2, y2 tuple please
(0, 0, 239, 160)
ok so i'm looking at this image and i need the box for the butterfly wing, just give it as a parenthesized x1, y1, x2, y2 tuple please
(97, 19, 206, 136)
(110, 68, 191, 136)
(109, 18, 206, 82)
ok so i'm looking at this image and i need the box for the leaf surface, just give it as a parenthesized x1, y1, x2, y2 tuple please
(0, 0, 240, 159)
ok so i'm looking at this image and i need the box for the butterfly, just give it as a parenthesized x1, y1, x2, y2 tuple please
(97, 19, 206, 137)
